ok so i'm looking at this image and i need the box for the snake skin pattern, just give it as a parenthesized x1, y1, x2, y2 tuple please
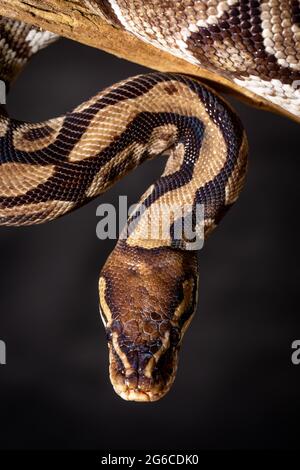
(88, 0, 300, 119)
(1, 0, 296, 401)
(0, 17, 58, 86)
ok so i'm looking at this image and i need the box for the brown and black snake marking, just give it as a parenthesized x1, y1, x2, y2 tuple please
(0, 15, 249, 401)
(0, 17, 58, 86)
(90, 0, 300, 118)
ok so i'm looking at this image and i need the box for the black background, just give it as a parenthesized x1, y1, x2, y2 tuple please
(0, 37, 299, 450)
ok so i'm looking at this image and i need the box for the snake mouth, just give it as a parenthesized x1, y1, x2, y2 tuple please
(108, 338, 179, 402)
(113, 382, 175, 403)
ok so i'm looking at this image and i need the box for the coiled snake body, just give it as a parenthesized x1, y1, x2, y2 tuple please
(0, 1, 298, 402)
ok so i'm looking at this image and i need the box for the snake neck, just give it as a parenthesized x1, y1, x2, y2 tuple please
(0, 73, 247, 230)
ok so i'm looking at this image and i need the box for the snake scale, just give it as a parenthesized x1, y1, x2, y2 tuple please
(0, 1, 298, 402)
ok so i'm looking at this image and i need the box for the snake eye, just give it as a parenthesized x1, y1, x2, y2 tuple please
(170, 327, 181, 346)
(111, 320, 123, 334)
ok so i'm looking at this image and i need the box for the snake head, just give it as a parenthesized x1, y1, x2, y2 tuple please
(99, 242, 198, 402)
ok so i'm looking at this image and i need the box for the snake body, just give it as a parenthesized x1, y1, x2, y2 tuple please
(89, 0, 300, 120)
(0, 1, 296, 401)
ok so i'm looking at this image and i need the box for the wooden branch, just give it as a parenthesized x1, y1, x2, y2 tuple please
(0, 0, 297, 122)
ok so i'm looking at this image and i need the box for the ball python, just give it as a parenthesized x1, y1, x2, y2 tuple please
(0, 1, 298, 402)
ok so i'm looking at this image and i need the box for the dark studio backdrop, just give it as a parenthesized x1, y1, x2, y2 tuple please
(0, 36, 299, 450)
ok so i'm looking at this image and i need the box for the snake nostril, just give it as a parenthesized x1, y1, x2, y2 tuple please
(125, 371, 138, 389)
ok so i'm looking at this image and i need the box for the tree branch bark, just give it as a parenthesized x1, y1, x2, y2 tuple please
(0, 0, 296, 121)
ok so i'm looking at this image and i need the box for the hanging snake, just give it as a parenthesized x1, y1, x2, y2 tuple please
(0, 1, 298, 402)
